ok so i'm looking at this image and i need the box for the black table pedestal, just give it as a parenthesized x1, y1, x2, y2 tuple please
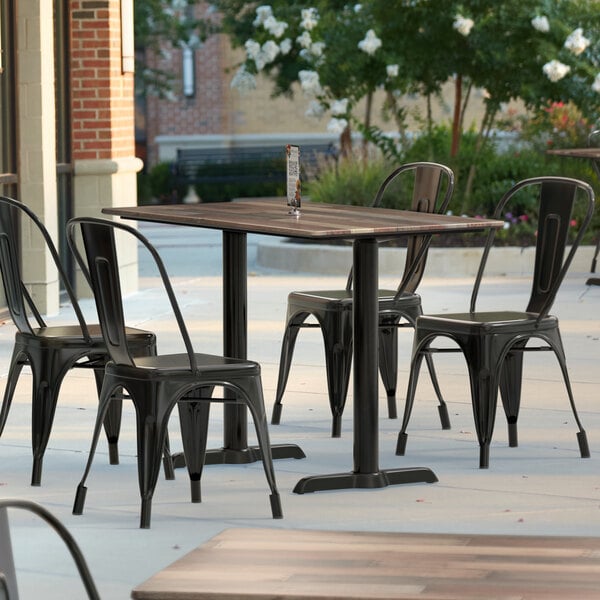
(293, 238, 436, 493)
(209, 232, 304, 465)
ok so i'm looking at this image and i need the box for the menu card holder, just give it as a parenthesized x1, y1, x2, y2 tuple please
(286, 145, 301, 216)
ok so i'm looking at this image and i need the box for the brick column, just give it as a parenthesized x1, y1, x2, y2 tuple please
(71, 0, 141, 294)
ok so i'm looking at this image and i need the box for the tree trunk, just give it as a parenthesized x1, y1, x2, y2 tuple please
(464, 105, 497, 203)
(451, 74, 462, 158)
(362, 90, 373, 161)
(427, 93, 433, 160)
(340, 124, 352, 158)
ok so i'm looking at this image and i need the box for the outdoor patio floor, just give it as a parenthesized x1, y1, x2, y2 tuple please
(1, 222, 599, 598)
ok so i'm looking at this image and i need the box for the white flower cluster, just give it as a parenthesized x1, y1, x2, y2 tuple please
(453, 14, 474, 37)
(299, 69, 323, 97)
(358, 29, 382, 55)
(564, 27, 590, 56)
(386, 64, 399, 79)
(295, 8, 326, 60)
(542, 59, 571, 82)
(244, 38, 281, 70)
(243, 5, 296, 71)
(327, 118, 348, 135)
(301, 8, 319, 31)
(253, 5, 288, 37)
(531, 15, 550, 33)
(230, 65, 257, 93)
(533, 20, 595, 90)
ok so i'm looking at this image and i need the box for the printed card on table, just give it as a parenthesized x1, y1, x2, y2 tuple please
(286, 145, 301, 212)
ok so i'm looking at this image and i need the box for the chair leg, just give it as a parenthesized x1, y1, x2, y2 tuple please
(547, 331, 590, 459)
(272, 319, 303, 425)
(424, 353, 451, 430)
(464, 346, 499, 469)
(178, 392, 211, 503)
(498, 349, 524, 448)
(378, 322, 398, 419)
(396, 348, 427, 456)
(242, 376, 282, 519)
(132, 383, 175, 529)
(162, 431, 175, 481)
(0, 351, 25, 437)
(73, 383, 117, 516)
(322, 313, 353, 438)
(30, 351, 69, 486)
(93, 368, 122, 465)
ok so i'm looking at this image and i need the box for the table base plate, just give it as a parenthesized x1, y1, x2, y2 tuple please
(293, 467, 438, 494)
(172, 444, 305, 468)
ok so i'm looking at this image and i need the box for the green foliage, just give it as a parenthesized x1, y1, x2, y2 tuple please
(138, 162, 185, 204)
(135, 1, 217, 98)
(521, 101, 591, 151)
(308, 126, 600, 246)
(307, 154, 390, 207)
(193, 158, 287, 202)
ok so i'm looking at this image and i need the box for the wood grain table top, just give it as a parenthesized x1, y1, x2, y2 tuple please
(546, 148, 600, 160)
(105, 198, 502, 241)
(131, 527, 600, 600)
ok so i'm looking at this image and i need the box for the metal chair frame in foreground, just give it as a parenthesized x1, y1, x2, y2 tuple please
(67, 217, 282, 528)
(0, 196, 156, 486)
(272, 162, 455, 437)
(0, 498, 100, 600)
(397, 176, 594, 468)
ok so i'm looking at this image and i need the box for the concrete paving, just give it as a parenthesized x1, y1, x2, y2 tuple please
(1, 220, 600, 599)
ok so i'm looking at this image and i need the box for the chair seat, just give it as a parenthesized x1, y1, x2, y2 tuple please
(289, 289, 422, 311)
(418, 311, 559, 335)
(126, 353, 261, 376)
(26, 324, 154, 344)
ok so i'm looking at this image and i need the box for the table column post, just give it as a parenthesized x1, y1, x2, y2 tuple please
(222, 231, 248, 450)
(205, 230, 304, 465)
(353, 237, 379, 474)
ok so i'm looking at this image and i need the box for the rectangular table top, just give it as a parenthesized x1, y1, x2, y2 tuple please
(131, 527, 600, 600)
(546, 147, 600, 160)
(105, 198, 502, 241)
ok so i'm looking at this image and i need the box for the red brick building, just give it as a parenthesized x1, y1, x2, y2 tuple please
(0, 0, 140, 312)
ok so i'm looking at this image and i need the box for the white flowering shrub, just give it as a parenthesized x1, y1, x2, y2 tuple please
(219, 0, 599, 160)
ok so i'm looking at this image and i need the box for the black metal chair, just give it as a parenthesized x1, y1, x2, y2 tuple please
(271, 162, 455, 437)
(396, 176, 595, 468)
(0, 196, 157, 485)
(0, 498, 100, 599)
(67, 217, 282, 528)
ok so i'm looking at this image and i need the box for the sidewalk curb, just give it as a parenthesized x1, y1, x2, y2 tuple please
(257, 238, 596, 278)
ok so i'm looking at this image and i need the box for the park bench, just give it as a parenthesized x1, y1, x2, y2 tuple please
(174, 144, 337, 189)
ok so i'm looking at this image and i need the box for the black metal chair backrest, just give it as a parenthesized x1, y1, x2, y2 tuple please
(346, 162, 454, 296)
(67, 217, 198, 372)
(469, 176, 595, 321)
(0, 196, 91, 340)
(0, 499, 100, 599)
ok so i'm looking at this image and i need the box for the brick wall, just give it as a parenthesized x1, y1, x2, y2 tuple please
(70, 0, 135, 161)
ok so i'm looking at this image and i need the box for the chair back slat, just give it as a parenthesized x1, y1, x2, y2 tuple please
(69, 217, 199, 372)
(469, 177, 594, 319)
(77, 221, 137, 367)
(0, 196, 94, 340)
(345, 162, 454, 294)
(0, 217, 37, 334)
(400, 164, 446, 295)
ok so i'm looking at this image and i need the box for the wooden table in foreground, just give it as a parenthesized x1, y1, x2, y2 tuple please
(131, 527, 600, 599)
(106, 199, 501, 494)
